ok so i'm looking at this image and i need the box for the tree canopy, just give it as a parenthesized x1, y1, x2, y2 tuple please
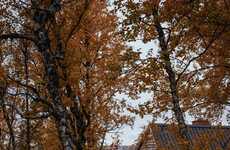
(0, 0, 229, 150)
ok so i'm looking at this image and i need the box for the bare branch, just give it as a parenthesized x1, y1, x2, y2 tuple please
(0, 33, 35, 42)
(7, 75, 53, 109)
(4, 101, 50, 120)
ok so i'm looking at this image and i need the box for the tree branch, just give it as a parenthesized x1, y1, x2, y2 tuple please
(4, 101, 50, 120)
(176, 26, 225, 83)
(7, 75, 53, 109)
(0, 33, 35, 42)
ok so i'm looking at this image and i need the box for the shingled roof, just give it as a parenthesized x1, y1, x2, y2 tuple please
(136, 123, 230, 150)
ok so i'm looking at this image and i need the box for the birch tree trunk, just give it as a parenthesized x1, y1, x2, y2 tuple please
(31, 0, 74, 149)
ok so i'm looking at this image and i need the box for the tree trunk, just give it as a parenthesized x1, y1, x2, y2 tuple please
(22, 46, 31, 150)
(0, 81, 16, 150)
(36, 24, 74, 150)
(31, 1, 74, 149)
(154, 20, 191, 149)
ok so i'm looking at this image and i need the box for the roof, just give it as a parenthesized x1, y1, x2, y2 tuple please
(136, 123, 230, 150)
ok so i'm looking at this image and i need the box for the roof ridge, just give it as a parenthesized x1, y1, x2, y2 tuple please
(152, 123, 230, 129)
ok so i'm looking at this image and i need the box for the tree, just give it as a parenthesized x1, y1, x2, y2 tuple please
(0, 0, 132, 149)
(114, 0, 229, 148)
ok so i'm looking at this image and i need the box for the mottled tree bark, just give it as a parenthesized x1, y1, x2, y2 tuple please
(31, 0, 74, 149)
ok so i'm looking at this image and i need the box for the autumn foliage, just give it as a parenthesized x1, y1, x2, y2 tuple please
(0, 0, 229, 150)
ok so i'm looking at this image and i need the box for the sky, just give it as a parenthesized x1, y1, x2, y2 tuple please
(104, 92, 154, 146)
